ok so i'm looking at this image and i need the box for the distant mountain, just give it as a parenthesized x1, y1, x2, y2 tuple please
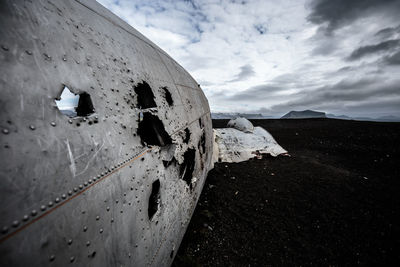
(350, 116, 400, 122)
(376, 115, 400, 122)
(326, 113, 352, 120)
(354, 117, 374, 121)
(312, 113, 400, 122)
(60, 109, 77, 117)
(281, 110, 326, 119)
(212, 111, 400, 122)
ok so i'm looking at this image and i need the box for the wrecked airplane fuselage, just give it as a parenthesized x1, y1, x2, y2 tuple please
(0, 0, 213, 266)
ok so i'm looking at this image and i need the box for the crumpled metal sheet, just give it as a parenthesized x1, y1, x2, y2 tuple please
(213, 126, 287, 163)
(227, 117, 254, 133)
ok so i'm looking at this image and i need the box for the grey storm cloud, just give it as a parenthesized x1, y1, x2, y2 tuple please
(228, 84, 284, 101)
(227, 72, 319, 102)
(311, 35, 338, 55)
(339, 97, 400, 114)
(347, 39, 400, 60)
(307, 0, 400, 33)
(335, 66, 354, 73)
(271, 78, 400, 112)
(228, 64, 255, 82)
(375, 25, 400, 39)
(384, 51, 400, 65)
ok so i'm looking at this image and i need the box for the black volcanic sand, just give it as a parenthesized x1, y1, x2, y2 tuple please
(173, 119, 400, 266)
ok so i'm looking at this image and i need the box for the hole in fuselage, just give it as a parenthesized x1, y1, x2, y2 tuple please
(134, 81, 157, 109)
(148, 179, 161, 220)
(162, 87, 173, 106)
(200, 131, 206, 154)
(183, 128, 191, 144)
(76, 92, 95, 117)
(55, 85, 95, 118)
(55, 86, 79, 117)
(138, 113, 172, 146)
(135, 82, 172, 147)
(180, 148, 196, 187)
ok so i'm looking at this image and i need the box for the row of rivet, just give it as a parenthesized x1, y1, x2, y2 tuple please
(46, 174, 142, 263)
(1, 114, 100, 135)
(0, 148, 149, 237)
(2, 122, 57, 136)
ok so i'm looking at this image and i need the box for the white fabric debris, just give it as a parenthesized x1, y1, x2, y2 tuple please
(213, 126, 287, 163)
(227, 117, 254, 133)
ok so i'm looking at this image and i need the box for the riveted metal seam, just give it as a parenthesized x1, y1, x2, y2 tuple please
(0, 110, 209, 243)
(0, 148, 151, 243)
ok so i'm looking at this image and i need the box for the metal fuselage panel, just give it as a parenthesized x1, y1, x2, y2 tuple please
(0, 0, 213, 266)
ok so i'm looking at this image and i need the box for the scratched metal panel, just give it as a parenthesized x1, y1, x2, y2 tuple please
(0, 0, 213, 266)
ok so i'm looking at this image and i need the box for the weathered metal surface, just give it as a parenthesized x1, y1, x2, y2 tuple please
(0, 0, 213, 266)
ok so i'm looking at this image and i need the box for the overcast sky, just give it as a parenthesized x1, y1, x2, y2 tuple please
(97, 0, 400, 118)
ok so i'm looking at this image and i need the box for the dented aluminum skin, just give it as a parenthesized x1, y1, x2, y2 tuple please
(0, 0, 213, 266)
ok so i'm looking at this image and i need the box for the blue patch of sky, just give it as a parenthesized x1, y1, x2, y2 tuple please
(56, 86, 79, 111)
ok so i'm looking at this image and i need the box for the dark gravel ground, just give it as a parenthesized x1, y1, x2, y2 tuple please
(173, 118, 400, 266)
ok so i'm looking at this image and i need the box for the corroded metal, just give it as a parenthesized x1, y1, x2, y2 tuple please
(0, 0, 213, 266)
